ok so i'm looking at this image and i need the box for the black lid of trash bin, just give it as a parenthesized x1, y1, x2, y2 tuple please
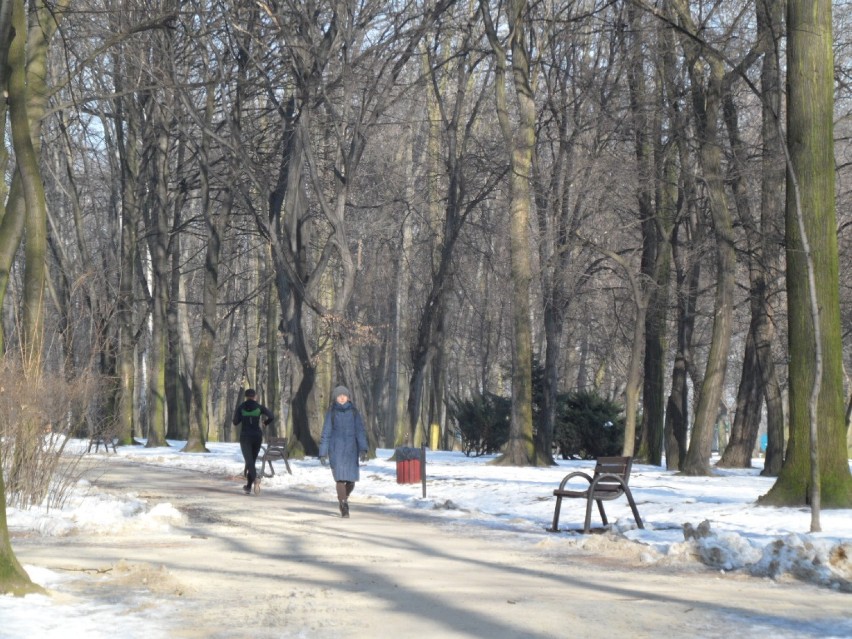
(394, 446, 420, 461)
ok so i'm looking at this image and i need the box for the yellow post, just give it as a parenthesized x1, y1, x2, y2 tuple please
(429, 423, 440, 450)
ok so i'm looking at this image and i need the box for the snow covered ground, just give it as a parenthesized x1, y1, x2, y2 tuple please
(3, 440, 851, 637)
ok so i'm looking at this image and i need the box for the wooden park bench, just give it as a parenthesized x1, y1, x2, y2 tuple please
(259, 437, 293, 478)
(89, 437, 116, 453)
(87, 427, 117, 453)
(547, 455, 644, 533)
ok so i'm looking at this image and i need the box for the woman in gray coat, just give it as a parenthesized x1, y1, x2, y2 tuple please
(318, 385, 369, 517)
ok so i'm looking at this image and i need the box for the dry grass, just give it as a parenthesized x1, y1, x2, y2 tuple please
(0, 359, 100, 510)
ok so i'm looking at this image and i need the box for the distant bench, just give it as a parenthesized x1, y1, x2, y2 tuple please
(87, 432, 117, 453)
(260, 437, 292, 478)
(547, 455, 644, 534)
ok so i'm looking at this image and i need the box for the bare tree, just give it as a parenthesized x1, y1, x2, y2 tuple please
(0, 0, 64, 596)
(481, 0, 539, 465)
(667, 0, 737, 476)
(405, 10, 501, 448)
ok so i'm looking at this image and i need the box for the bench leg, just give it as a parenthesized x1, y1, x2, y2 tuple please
(596, 499, 608, 527)
(583, 498, 595, 533)
(624, 487, 644, 529)
(549, 496, 564, 532)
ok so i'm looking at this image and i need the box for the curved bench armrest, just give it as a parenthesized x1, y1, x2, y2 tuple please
(556, 471, 593, 491)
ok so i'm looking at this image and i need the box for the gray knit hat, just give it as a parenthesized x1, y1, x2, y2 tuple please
(332, 385, 350, 400)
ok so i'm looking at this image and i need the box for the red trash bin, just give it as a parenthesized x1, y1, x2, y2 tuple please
(395, 447, 421, 484)
(396, 458, 421, 484)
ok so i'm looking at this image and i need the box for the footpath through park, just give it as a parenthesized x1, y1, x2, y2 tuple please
(13, 460, 852, 639)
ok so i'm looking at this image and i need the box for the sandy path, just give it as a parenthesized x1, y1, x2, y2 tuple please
(13, 461, 852, 639)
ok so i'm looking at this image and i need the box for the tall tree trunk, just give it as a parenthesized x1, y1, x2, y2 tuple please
(757, 0, 786, 478)
(642, 147, 675, 466)
(245, 249, 261, 387)
(265, 95, 318, 457)
(763, 0, 852, 507)
(184, 83, 221, 454)
(115, 112, 140, 445)
(265, 273, 280, 439)
(4, 0, 51, 492)
(111, 23, 143, 445)
(482, 0, 537, 466)
(660, 10, 699, 471)
(10, 0, 48, 370)
(389, 127, 413, 447)
(676, 27, 736, 474)
(143, 103, 171, 448)
(718, 84, 765, 468)
(165, 181, 190, 441)
(0, 0, 40, 598)
(665, 204, 702, 471)
(533, 39, 586, 467)
(405, 35, 486, 448)
(626, 1, 654, 463)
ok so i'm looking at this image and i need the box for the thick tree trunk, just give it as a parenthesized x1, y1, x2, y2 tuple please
(763, 0, 852, 507)
(0, 0, 41, 598)
(0, 462, 42, 595)
(10, 0, 47, 368)
(3, 0, 50, 492)
(484, 0, 537, 466)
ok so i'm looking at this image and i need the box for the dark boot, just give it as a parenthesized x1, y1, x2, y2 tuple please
(339, 500, 349, 518)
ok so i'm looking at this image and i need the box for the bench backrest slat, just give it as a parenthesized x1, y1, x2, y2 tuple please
(593, 456, 632, 486)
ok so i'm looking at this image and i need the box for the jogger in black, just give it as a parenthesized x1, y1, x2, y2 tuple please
(232, 389, 274, 494)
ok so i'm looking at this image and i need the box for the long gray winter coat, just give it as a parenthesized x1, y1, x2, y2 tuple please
(318, 401, 368, 482)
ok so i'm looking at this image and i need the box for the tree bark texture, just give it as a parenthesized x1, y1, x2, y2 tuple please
(763, 0, 852, 507)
